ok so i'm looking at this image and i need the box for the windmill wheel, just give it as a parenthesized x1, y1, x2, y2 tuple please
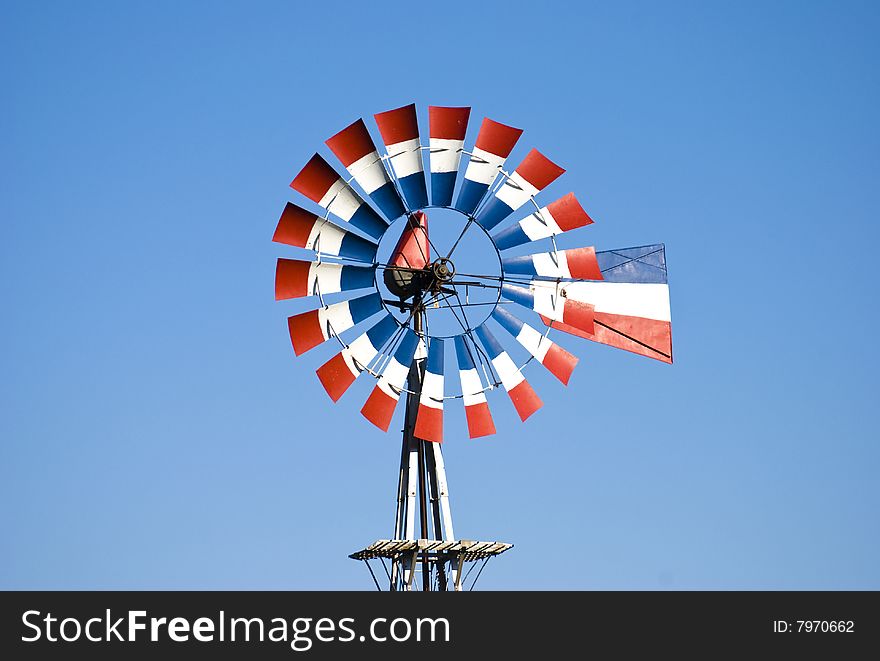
(274, 104, 673, 442)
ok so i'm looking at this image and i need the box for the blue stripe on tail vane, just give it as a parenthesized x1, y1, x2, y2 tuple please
(596, 244, 667, 284)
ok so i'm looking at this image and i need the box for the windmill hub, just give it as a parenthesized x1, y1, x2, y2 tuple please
(432, 257, 455, 283)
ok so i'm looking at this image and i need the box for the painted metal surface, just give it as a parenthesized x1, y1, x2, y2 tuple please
(290, 153, 388, 241)
(493, 192, 593, 250)
(374, 103, 428, 210)
(361, 329, 421, 431)
(325, 118, 406, 221)
(474, 324, 542, 421)
(500, 281, 595, 334)
(453, 335, 496, 438)
(475, 149, 565, 231)
(272, 201, 378, 263)
(315, 313, 399, 401)
(414, 337, 444, 443)
(428, 106, 470, 207)
(388, 210, 430, 270)
(490, 307, 578, 385)
(502, 246, 603, 280)
(536, 244, 672, 363)
(455, 118, 523, 215)
(286, 292, 383, 356)
(274, 258, 374, 300)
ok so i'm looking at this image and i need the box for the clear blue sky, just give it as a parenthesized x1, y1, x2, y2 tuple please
(2, 1, 878, 589)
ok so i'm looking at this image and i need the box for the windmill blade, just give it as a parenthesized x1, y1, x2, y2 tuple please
(290, 153, 388, 241)
(500, 282, 595, 335)
(287, 292, 384, 356)
(274, 259, 375, 300)
(453, 336, 496, 438)
(538, 244, 673, 363)
(455, 118, 523, 215)
(374, 103, 428, 210)
(475, 149, 565, 231)
(473, 324, 542, 421)
(428, 106, 470, 207)
(414, 337, 444, 442)
(493, 193, 593, 251)
(361, 329, 421, 431)
(325, 118, 406, 221)
(315, 314, 399, 402)
(502, 246, 603, 280)
(273, 202, 377, 263)
(491, 307, 578, 385)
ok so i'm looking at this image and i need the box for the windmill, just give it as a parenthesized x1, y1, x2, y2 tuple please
(274, 103, 673, 591)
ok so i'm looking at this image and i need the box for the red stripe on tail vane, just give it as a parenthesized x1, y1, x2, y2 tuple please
(541, 313, 673, 364)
